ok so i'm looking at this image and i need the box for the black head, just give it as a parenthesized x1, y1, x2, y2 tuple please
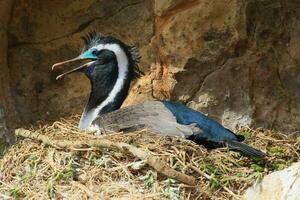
(52, 31, 143, 80)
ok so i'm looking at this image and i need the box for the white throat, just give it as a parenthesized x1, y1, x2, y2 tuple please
(79, 43, 129, 130)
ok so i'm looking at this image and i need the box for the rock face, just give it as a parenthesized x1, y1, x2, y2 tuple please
(244, 162, 300, 200)
(7, 0, 154, 126)
(0, 0, 299, 140)
(0, 0, 14, 150)
(0, 106, 9, 155)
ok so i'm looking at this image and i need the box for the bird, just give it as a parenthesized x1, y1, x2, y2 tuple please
(52, 31, 265, 157)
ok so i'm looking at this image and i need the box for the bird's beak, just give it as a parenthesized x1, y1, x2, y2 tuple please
(51, 56, 84, 70)
(55, 61, 94, 80)
(52, 51, 97, 80)
(52, 56, 89, 80)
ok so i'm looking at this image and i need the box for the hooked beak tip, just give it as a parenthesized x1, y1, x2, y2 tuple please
(56, 75, 63, 80)
(52, 64, 59, 70)
(54, 61, 92, 81)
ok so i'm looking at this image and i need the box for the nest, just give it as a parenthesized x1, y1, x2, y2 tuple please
(0, 116, 299, 199)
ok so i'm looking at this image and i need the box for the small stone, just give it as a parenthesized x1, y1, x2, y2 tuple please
(244, 162, 300, 200)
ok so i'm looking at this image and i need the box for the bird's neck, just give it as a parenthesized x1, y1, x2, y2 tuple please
(79, 56, 131, 130)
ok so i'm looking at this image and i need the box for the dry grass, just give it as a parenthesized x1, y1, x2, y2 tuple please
(0, 115, 299, 199)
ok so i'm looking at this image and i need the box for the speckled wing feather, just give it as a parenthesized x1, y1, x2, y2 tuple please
(92, 101, 201, 138)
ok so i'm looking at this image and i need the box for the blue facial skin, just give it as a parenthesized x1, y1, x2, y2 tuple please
(79, 49, 98, 76)
(162, 101, 243, 145)
(80, 49, 97, 60)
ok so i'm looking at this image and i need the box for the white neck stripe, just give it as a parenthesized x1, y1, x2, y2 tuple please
(79, 43, 128, 130)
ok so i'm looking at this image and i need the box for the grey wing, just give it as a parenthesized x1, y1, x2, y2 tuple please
(92, 101, 201, 138)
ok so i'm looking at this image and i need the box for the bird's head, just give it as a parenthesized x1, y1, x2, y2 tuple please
(52, 31, 142, 81)
(52, 32, 143, 129)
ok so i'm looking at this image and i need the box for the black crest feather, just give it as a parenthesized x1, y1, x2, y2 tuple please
(81, 31, 102, 51)
(129, 45, 144, 77)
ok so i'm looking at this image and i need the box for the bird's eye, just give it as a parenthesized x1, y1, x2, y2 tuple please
(91, 49, 97, 56)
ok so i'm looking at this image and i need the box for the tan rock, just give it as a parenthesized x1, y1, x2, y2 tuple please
(0, 0, 299, 135)
(154, 0, 181, 16)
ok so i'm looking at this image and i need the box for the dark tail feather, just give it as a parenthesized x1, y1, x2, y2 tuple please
(226, 140, 266, 157)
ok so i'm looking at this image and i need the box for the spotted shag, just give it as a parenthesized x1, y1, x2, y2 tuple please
(52, 32, 265, 157)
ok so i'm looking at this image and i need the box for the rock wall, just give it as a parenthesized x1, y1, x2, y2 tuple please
(128, 0, 300, 133)
(0, 0, 299, 139)
(0, 0, 14, 149)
